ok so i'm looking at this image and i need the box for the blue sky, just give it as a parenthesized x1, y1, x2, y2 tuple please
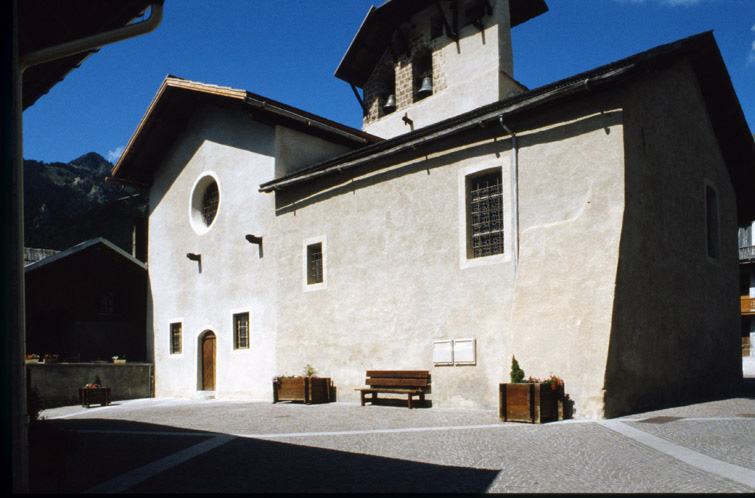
(22, 0, 755, 164)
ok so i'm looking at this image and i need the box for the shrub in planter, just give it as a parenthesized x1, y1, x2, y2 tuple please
(500, 358, 564, 424)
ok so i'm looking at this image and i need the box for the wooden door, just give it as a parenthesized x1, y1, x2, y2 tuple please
(202, 332, 216, 390)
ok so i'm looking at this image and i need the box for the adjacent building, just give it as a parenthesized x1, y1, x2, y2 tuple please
(110, 0, 754, 418)
(25, 238, 148, 363)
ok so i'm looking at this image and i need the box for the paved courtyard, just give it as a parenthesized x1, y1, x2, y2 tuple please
(33, 390, 755, 493)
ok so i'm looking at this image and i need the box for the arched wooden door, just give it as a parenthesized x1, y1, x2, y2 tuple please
(201, 331, 216, 391)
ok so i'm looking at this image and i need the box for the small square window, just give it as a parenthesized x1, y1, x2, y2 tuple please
(307, 243, 323, 285)
(170, 322, 182, 354)
(234, 312, 250, 350)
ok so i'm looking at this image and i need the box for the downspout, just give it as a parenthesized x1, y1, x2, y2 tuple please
(20, 2, 163, 72)
(499, 116, 519, 279)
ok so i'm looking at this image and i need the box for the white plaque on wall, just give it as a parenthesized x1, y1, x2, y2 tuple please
(432, 340, 453, 366)
(453, 338, 476, 365)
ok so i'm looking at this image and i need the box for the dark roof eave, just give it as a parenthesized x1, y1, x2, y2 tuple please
(260, 63, 632, 193)
(335, 0, 549, 88)
(262, 31, 755, 225)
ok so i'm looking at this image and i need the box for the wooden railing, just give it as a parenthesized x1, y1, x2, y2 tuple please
(742, 296, 755, 315)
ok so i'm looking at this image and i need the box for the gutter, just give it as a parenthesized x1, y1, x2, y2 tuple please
(20, 2, 163, 72)
(259, 65, 633, 193)
(244, 95, 373, 145)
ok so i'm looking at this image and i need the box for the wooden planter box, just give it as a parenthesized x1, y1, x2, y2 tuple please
(273, 377, 332, 404)
(79, 387, 111, 408)
(499, 383, 562, 423)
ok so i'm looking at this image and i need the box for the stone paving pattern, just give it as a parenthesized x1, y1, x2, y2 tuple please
(40, 393, 755, 493)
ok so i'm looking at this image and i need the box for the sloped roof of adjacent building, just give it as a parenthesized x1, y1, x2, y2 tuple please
(261, 31, 755, 224)
(334, 0, 549, 88)
(109, 76, 381, 188)
(24, 238, 147, 273)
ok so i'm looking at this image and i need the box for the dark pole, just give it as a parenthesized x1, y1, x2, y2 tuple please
(3, 0, 29, 492)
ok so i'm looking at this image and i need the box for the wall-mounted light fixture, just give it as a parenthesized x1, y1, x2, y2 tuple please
(245, 234, 263, 258)
(186, 252, 202, 273)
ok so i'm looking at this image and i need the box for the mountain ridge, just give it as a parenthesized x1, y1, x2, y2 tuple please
(24, 152, 147, 253)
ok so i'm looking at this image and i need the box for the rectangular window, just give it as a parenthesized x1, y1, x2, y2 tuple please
(170, 322, 182, 354)
(706, 184, 719, 260)
(468, 170, 504, 258)
(233, 312, 249, 350)
(98, 289, 116, 314)
(307, 243, 323, 285)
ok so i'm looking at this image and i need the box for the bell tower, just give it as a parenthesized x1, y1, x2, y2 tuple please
(335, 0, 548, 139)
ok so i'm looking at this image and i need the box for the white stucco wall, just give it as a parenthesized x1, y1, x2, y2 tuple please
(149, 105, 278, 399)
(273, 92, 626, 415)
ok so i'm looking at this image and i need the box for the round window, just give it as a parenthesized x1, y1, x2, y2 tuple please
(190, 174, 221, 234)
(201, 181, 219, 226)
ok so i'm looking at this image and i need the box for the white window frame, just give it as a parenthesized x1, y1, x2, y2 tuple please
(189, 171, 221, 235)
(302, 235, 327, 292)
(230, 309, 251, 352)
(168, 319, 184, 357)
(458, 163, 511, 269)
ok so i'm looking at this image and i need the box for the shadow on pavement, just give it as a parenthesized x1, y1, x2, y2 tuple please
(30, 417, 499, 493)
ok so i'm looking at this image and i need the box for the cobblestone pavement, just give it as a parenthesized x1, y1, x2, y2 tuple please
(36, 394, 755, 493)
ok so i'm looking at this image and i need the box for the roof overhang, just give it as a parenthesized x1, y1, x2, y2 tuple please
(109, 76, 381, 188)
(266, 32, 755, 224)
(24, 238, 147, 273)
(334, 0, 549, 88)
(19, 0, 162, 110)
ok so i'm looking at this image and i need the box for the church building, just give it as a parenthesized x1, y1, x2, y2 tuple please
(110, 0, 754, 418)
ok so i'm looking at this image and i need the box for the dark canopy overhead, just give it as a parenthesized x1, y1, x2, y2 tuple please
(335, 0, 548, 88)
(19, 0, 161, 110)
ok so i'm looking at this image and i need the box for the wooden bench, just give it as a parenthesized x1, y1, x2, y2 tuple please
(355, 370, 431, 409)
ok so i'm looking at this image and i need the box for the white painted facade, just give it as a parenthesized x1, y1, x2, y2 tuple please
(116, 1, 750, 419)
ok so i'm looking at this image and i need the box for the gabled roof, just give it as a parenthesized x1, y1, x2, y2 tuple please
(109, 76, 381, 188)
(334, 0, 549, 88)
(263, 32, 755, 224)
(24, 238, 147, 273)
(20, 0, 161, 110)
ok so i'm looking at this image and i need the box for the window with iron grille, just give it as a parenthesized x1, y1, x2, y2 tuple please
(468, 170, 504, 258)
(233, 312, 249, 350)
(170, 322, 182, 354)
(307, 243, 323, 285)
(202, 181, 219, 226)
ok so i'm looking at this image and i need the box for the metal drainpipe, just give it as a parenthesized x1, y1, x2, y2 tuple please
(20, 2, 163, 72)
(499, 116, 519, 279)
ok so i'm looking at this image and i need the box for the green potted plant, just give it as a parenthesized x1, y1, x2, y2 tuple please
(499, 356, 564, 424)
